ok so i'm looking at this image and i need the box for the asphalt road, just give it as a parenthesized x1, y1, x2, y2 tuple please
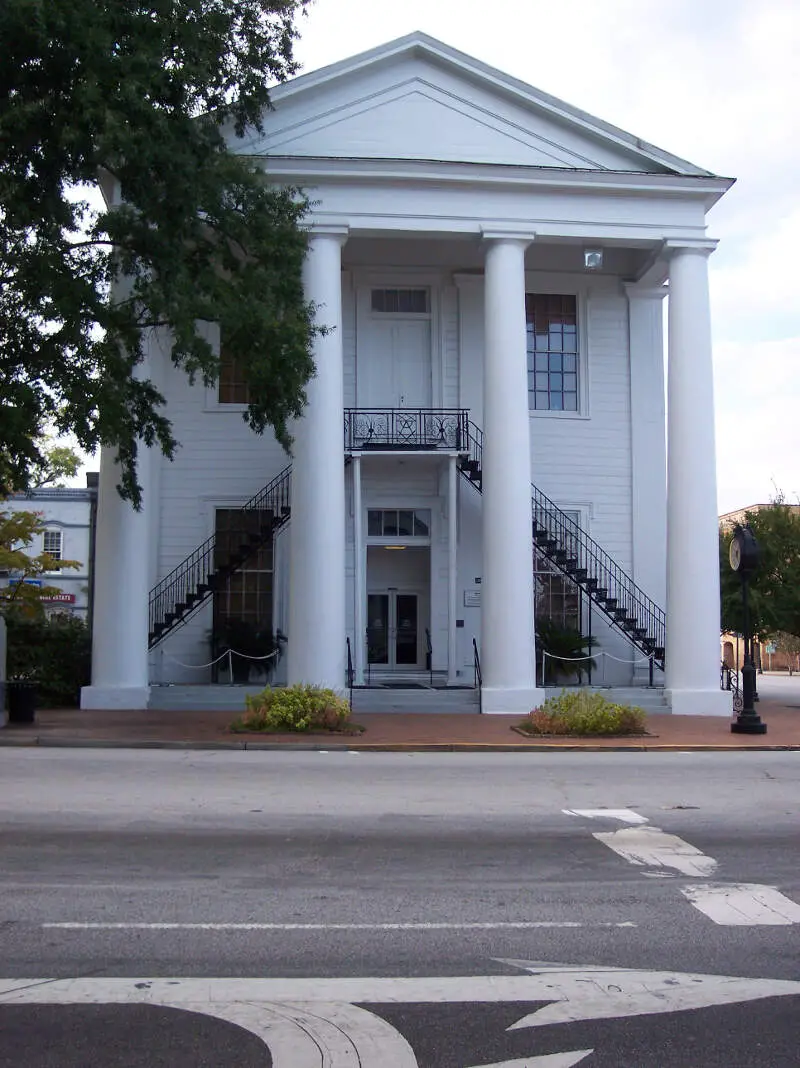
(1, 749, 798, 1065)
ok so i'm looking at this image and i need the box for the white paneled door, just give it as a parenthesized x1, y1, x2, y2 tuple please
(360, 318, 432, 408)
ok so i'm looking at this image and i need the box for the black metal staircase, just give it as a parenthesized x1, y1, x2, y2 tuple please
(148, 465, 291, 649)
(147, 409, 665, 670)
(458, 419, 666, 670)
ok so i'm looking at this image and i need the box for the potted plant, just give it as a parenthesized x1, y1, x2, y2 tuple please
(536, 620, 597, 686)
(212, 619, 278, 685)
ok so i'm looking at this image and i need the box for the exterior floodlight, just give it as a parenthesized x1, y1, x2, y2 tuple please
(584, 248, 603, 270)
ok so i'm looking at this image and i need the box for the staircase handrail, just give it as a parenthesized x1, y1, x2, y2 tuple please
(460, 418, 665, 667)
(150, 463, 292, 598)
(472, 637, 483, 714)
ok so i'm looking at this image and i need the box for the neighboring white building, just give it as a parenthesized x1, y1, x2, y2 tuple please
(81, 33, 732, 716)
(3, 480, 98, 620)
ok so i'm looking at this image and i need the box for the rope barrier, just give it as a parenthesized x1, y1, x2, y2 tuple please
(541, 650, 653, 666)
(162, 647, 280, 669)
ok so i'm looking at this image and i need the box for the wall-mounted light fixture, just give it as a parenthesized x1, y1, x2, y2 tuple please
(584, 248, 604, 270)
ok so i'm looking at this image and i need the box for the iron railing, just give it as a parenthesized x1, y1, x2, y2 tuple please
(346, 637, 354, 713)
(473, 637, 483, 714)
(344, 408, 468, 451)
(148, 464, 292, 648)
(458, 419, 666, 671)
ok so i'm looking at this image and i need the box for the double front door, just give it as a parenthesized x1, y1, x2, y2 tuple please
(367, 591, 420, 669)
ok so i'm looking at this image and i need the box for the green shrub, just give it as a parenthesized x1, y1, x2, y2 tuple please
(520, 689, 647, 736)
(5, 612, 91, 706)
(232, 684, 353, 733)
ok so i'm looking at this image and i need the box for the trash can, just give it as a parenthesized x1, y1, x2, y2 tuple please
(7, 681, 36, 724)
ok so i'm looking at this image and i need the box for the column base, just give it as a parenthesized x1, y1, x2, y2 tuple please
(481, 685, 546, 716)
(81, 685, 151, 711)
(665, 688, 732, 717)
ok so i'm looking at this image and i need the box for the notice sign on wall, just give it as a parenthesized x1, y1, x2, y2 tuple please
(463, 589, 481, 607)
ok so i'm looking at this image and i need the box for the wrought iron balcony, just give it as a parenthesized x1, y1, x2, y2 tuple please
(344, 408, 468, 451)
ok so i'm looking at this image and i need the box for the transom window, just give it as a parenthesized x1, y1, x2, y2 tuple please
(371, 288, 429, 314)
(43, 530, 62, 560)
(368, 509, 431, 538)
(526, 294, 579, 412)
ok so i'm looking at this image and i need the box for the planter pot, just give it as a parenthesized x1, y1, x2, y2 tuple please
(7, 681, 37, 724)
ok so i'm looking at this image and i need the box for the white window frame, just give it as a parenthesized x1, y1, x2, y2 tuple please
(524, 274, 594, 421)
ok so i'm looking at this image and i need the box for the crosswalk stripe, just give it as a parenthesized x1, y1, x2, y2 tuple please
(681, 883, 800, 925)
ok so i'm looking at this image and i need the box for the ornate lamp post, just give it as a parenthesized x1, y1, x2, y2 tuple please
(729, 523, 767, 734)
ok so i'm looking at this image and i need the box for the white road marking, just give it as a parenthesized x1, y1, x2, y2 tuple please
(592, 826, 718, 878)
(466, 1054, 593, 1068)
(681, 883, 800, 925)
(40, 921, 636, 931)
(197, 1000, 418, 1067)
(1, 967, 798, 1013)
(563, 809, 648, 824)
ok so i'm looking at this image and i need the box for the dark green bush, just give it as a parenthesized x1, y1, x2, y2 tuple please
(5, 612, 91, 706)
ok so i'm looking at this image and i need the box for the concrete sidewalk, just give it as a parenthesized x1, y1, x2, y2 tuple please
(2, 697, 799, 750)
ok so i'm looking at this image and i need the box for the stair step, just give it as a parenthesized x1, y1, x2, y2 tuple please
(604, 598, 618, 610)
(572, 568, 588, 582)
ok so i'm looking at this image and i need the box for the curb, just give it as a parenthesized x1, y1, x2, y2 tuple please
(0, 736, 798, 753)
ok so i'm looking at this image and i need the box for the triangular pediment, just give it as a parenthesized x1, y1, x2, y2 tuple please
(234, 34, 714, 177)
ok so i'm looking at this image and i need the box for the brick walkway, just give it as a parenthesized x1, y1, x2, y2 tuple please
(2, 697, 799, 750)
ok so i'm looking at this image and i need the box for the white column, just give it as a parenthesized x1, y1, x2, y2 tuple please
(287, 228, 347, 689)
(626, 285, 668, 685)
(447, 454, 458, 685)
(665, 243, 730, 715)
(81, 445, 151, 709)
(480, 233, 544, 714)
(352, 454, 365, 685)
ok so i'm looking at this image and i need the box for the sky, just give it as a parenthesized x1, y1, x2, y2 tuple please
(287, 0, 800, 513)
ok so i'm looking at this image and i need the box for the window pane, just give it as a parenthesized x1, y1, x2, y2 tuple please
(550, 372, 563, 390)
(535, 353, 549, 372)
(549, 330, 563, 352)
(398, 510, 414, 536)
(535, 372, 549, 391)
(368, 510, 382, 536)
(413, 510, 430, 536)
(564, 393, 578, 411)
(563, 328, 577, 353)
(563, 353, 577, 372)
(550, 392, 564, 411)
(549, 353, 562, 372)
(564, 372, 577, 391)
(535, 391, 550, 410)
(535, 331, 549, 351)
(383, 511, 399, 536)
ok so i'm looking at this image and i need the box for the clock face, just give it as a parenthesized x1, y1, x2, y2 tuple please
(730, 537, 742, 571)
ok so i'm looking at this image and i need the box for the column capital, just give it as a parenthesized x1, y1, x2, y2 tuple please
(305, 222, 350, 244)
(623, 281, 668, 302)
(480, 226, 535, 248)
(664, 238, 718, 258)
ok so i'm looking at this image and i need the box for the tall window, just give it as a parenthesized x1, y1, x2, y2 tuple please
(526, 294, 579, 412)
(43, 530, 62, 560)
(213, 509, 273, 627)
(534, 510, 581, 629)
(218, 340, 249, 404)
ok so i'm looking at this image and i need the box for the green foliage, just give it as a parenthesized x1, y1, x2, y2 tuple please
(536, 620, 597, 685)
(233, 685, 354, 733)
(0, 507, 80, 618)
(520, 689, 647, 737)
(5, 613, 91, 705)
(720, 503, 800, 638)
(0, 0, 315, 505)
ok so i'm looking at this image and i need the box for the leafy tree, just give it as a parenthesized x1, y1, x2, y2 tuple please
(720, 502, 800, 638)
(770, 631, 800, 675)
(1, 0, 315, 506)
(0, 508, 80, 620)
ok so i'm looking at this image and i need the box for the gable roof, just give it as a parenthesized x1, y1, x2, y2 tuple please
(247, 32, 717, 178)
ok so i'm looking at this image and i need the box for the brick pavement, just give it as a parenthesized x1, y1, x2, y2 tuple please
(2, 698, 799, 750)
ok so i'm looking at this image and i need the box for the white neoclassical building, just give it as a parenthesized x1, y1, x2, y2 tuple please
(81, 33, 733, 716)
